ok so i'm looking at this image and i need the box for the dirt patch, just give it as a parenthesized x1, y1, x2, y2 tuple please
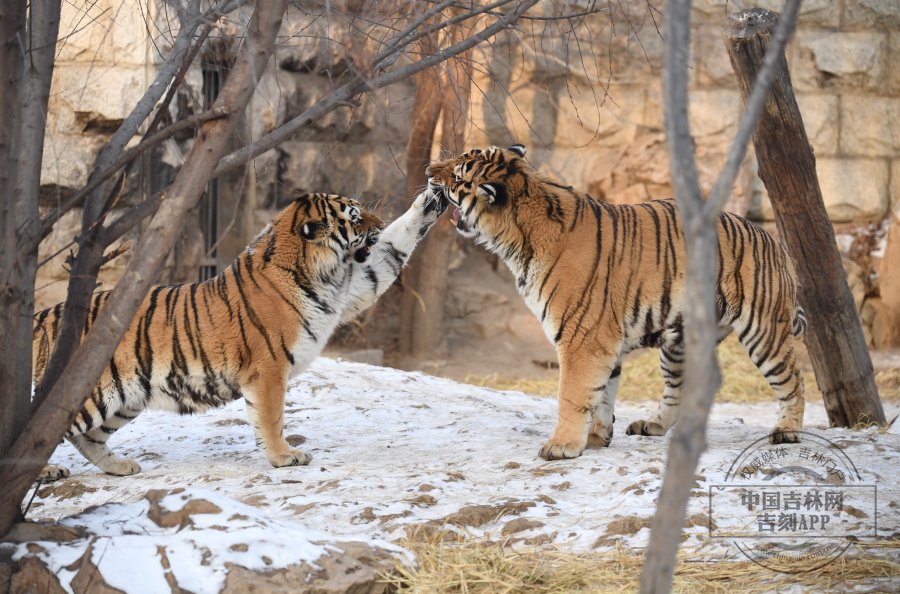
(605, 515, 652, 537)
(440, 500, 536, 528)
(530, 465, 568, 477)
(37, 480, 97, 500)
(408, 494, 438, 507)
(502, 518, 545, 535)
(146, 490, 222, 529)
(285, 434, 306, 446)
(684, 513, 717, 532)
(214, 418, 248, 427)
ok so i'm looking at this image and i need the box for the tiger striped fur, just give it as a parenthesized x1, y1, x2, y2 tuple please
(426, 145, 806, 461)
(33, 190, 446, 477)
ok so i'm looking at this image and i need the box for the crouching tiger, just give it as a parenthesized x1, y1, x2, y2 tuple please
(33, 190, 446, 478)
(426, 144, 806, 461)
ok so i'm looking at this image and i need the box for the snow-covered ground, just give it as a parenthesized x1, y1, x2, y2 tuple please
(11, 358, 900, 591)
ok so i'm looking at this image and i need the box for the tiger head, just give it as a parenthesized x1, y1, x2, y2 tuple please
(269, 193, 384, 273)
(426, 144, 530, 243)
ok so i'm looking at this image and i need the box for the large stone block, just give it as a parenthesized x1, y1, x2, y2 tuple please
(40, 133, 105, 190)
(49, 64, 148, 124)
(841, 96, 900, 157)
(797, 93, 839, 156)
(758, 158, 889, 222)
(845, 0, 900, 29)
(689, 89, 740, 137)
(56, 0, 110, 63)
(790, 31, 886, 92)
(891, 34, 900, 95)
(553, 85, 643, 148)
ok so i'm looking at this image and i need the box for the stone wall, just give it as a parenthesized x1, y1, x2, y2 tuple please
(36, 1, 900, 347)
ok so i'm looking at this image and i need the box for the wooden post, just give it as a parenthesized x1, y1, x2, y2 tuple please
(725, 9, 886, 427)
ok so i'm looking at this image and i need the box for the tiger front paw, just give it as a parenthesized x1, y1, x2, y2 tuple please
(39, 464, 70, 483)
(625, 419, 667, 437)
(416, 188, 448, 218)
(769, 427, 801, 444)
(539, 437, 586, 461)
(268, 449, 312, 468)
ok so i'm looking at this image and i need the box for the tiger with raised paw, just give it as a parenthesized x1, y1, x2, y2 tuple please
(33, 190, 446, 478)
(426, 144, 805, 461)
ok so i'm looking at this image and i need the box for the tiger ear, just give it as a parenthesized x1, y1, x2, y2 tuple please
(300, 221, 321, 240)
(507, 144, 526, 157)
(478, 182, 508, 206)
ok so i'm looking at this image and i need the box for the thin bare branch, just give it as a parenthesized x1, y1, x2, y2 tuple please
(215, 0, 542, 177)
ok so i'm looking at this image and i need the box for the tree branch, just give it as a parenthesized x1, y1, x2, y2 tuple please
(38, 107, 229, 241)
(0, 0, 288, 538)
(214, 0, 541, 177)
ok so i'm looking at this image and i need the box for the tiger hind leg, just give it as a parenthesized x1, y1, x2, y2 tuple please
(587, 363, 621, 448)
(737, 318, 804, 444)
(627, 326, 685, 437)
(68, 408, 143, 476)
(37, 465, 70, 483)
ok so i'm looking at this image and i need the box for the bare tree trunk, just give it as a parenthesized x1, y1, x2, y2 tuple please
(398, 68, 442, 354)
(726, 9, 886, 428)
(0, 0, 287, 537)
(0, 0, 28, 458)
(0, 0, 60, 458)
(639, 3, 800, 592)
(876, 211, 900, 347)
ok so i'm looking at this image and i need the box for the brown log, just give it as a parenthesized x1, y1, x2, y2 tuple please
(725, 8, 886, 428)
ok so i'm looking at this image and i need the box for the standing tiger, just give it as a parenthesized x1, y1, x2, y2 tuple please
(426, 145, 806, 461)
(33, 190, 446, 477)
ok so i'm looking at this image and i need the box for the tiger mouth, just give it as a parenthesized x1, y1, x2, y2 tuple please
(450, 207, 469, 232)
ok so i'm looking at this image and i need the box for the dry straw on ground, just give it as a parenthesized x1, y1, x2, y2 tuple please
(465, 337, 900, 403)
(385, 536, 899, 593)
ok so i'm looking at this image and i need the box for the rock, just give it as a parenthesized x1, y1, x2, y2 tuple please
(146, 489, 223, 529)
(797, 93, 839, 156)
(508, 314, 547, 346)
(845, 0, 900, 28)
(758, 158, 889, 222)
(792, 31, 887, 92)
(840, 96, 900, 157)
(7, 555, 68, 594)
(220, 541, 397, 594)
(68, 540, 126, 594)
(891, 34, 900, 95)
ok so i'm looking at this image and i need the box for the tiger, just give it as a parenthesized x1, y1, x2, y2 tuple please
(426, 144, 806, 461)
(33, 190, 446, 477)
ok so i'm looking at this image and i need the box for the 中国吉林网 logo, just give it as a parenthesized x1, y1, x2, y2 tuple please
(709, 431, 877, 573)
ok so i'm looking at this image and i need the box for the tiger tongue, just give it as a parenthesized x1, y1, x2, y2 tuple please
(451, 207, 461, 226)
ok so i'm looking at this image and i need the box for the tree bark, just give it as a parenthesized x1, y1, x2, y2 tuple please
(726, 8, 886, 428)
(875, 206, 900, 348)
(0, 0, 287, 537)
(0, 0, 28, 458)
(398, 68, 443, 353)
(407, 48, 472, 354)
